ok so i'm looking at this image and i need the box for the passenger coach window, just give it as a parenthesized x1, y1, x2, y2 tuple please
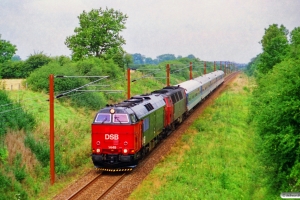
(113, 114, 129, 123)
(94, 113, 111, 123)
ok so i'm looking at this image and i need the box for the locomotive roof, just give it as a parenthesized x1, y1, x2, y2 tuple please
(104, 93, 165, 119)
(174, 80, 201, 93)
(194, 70, 224, 84)
(174, 70, 224, 93)
(152, 85, 185, 96)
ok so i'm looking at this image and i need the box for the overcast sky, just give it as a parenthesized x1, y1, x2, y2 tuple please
(1, 0, 300, 63)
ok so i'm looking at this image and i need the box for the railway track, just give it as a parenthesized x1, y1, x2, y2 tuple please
(225, 71, 239, 82)
(66, 172, 126, 200)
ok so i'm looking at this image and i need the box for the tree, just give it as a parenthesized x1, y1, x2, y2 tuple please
(65, 8, 128, 61)
(145, 57, 154, 64)
(132, 53, 145, 65)
(0, 35, 17, 63)
(251, 58, 300, 191)
(245, 54, 261, 77)
(123, 53, 133, 68)
(290, 27, 300, 59)
(258, 24, 289, 75)
(0, 61, 25, 78)
(186, 54, 196, 59)
(157, 54, 176, 62)
(11, 55, 21, 61)
(23, 53, 52, 77)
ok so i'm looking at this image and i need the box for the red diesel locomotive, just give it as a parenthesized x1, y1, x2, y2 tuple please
(91, 70, 224, 171)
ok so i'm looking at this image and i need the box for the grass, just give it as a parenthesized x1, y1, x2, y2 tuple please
(6, 90, 94, 199)
(129, 73, 279, 200)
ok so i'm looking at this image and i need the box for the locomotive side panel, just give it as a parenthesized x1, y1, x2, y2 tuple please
(141, 106, 165, 145)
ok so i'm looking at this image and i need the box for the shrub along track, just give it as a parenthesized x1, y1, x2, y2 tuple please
(53, 72, 239, 200)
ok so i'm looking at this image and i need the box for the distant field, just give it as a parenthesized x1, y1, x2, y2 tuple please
(0, 79, 25, 90)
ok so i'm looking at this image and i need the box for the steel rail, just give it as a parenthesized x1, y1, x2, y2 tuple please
(97, 173, 127, 200)
(67, 173, 102, 200)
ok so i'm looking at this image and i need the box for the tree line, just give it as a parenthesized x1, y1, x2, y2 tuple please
(246, 24, 300, 192)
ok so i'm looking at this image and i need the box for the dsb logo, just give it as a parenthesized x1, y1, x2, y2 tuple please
(105, 134, 119, 140)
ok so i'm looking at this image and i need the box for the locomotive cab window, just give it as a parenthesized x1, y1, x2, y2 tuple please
(113, 114, 129, 123)
(94, 113, 111, 123)
(143, 117, 149, 131)
(130, 114, 137, 123)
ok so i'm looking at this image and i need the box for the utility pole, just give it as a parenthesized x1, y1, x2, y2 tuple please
(49, 74, 55, 185)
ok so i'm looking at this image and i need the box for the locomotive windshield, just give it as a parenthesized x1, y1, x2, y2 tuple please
(94, 113, 130, 123)
(94, 113, 111, 123)
(113, 114, 129, 123)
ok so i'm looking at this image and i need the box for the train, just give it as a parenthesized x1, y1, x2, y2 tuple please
(91, 70, 225, 171)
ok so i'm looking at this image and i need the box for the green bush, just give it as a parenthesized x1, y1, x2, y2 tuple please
(26, 61, 82, 92)
(0, 172, 14, 200)
(25, 133, 71, 175)
(69, 92, 107, 110)
(0, 90, 35, 136)
(23, 53, 52, 77)
(0, 60, 26, 78)
(76, 57, 122, 79)
(13, 153, 26, 182)
(0, 171, 28, 200)
(24, 134, 49, 167)
(0, 147, 8, 164)
(26, 58, 124, 109)
(251, 58, 300, 191)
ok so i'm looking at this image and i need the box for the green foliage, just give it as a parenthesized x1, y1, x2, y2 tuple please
(251, 58, 300, 191)
(289, 27, 300, 60)
(24, 134, 49, 167)
(131, 53, 199, 66)
(0, 53, 52, 78)
(0, 146, 8, 164)
(13, 153, 26, 182)
(76, 57, 122, 79)
(157, 54, 177, 62)
(11, 55, 21, 61)
(258, 24, 289, 75)
(246, 25, 300, 192)
(26, 61, 83, 92)
(123, 53, 133, 68)
(0, 34, 17, 63)
(0, 172, 14, 200)
(0, 60, 25, 78)
(0, 90, 35, 136)
(52, 55, 72, 66)
(245, 55, 261, 77)
(0, 171, 28, 200)
(23, 53, 52, 77)
(65, 7, 127, 61)
(26, 58, 122, 109)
